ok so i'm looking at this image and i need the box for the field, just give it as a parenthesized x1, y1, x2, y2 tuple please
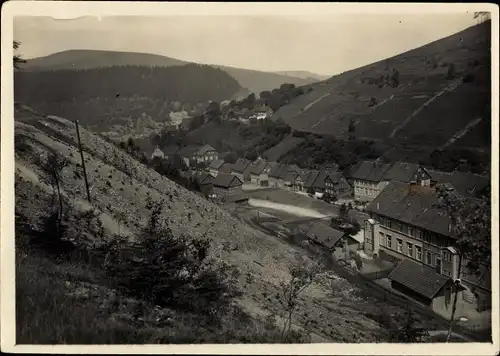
(272, 21, 491, 151)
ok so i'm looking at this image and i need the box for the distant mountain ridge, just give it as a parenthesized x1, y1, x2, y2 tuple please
(22, 49, 319, 94)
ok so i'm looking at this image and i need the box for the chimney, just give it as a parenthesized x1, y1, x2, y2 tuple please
(376, 202, 379, 210)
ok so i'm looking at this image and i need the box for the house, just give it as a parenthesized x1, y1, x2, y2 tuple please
(348, 160, 392, 202)
(306, 223, 345, 251)
(293, 170, 311, 192)
(303, 171, 320, 194)
(208, 159, 225, 177)
(211, 173, 244, 197)
(218, 162, 234, 174)
(268, 164, 294, 189)
(150, 146, 165, 161)
(364, 178, 491, 318)
(162, 145, 181, 161)
(382, 162, 432, 185)
(177, 144, 219, 168)
(231, 158, 253, 182)
(192, 171, 215, 196)
(179, 117, 194, 131)
(324, 172, 351, 198)
(249, 159, 272, 186)
(426, 170, 489, 199)
(283, 170, 300, 191)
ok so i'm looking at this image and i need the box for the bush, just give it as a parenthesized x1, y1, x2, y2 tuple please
(104, 201, 241, 323)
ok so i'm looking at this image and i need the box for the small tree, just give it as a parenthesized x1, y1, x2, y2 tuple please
(279, 260, 321, 337)
(13, 41, 27, 70)
(224, 152, 238, 164)
(435, 185, 491, 342)
(446, 63, 456, 80)
(390, 305, 429, 342)
(41, 152, 69, 230)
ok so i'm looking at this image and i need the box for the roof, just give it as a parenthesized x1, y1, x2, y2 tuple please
(388, 259, 451, 299)
(232, 158, 252, 173)
(305, 223, 345, 249)
(349, 160, 392, 182)
(283, 170, 299, 183)
(325, 171, 347, 184)
(382, 162, 428, 183)
(223, 193, 249, 203)
(427, 170, 489, 199)
(212, 173, 242, 188)
(250, 159, 269, 175)
(304, 171, 320, 188)
(197, 144, 217, 155)
(193, 172, 215, 185)
(269, 163, 292, 179)
(218, 163, 234, 174)
(208, 159, 225, 170)
(366, 181, 453, 237)
(177, 145, 201, 157)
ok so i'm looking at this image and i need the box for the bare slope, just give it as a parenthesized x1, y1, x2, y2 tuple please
(21, 49, 318, 93)
(273, 21, 491, 149)
(15, 104, 397, 343)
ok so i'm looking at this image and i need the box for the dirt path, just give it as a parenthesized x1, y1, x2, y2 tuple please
(440, 117, 483, 149)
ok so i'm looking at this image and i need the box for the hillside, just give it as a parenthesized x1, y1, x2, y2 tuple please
(14, 63, 241, 132)
(275, 71, 331, 82)
(21, 49, 318, 93)
(272, 21, 491, 151)
(15, 103, 417, 343)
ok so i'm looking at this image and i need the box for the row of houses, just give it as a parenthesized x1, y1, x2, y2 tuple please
(208, 158, 352, 198)
(347, 160, 489, 203)
(150, 143, 220, 169)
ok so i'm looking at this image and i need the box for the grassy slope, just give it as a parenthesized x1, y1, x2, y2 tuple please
(15, 104, 398, 343)
(272, 22, 491, 149)
(22, 49, 317, 93)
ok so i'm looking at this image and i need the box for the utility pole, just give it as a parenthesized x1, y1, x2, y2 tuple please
(75, 120, 92, 203)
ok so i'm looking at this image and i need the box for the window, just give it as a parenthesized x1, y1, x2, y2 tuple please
(422, 231, 431, 243)
(426, 251, 432, 265)
(397, 239, 403, 253)
(379, 232, 385, 246)
(435, 257, 442, 273)
(443, 251, 448, 262)
(408, 226, 414, 237)
(407, 242, 413, 257)
(387, 219, 392, 229)
(416, 246, 422, 261)
(418, 229, 424, 240)
(401, 224, 408, 235)
(386, 235, 392, 249)
(379, 217, 386, 226)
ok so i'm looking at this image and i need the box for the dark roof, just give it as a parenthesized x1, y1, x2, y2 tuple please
(382, 162, 427, 183)
(232, 158, 252, 173)
(306, 223, 345, 249)
(250, 159, 269, 175)
(388, 259, 451, 299)
(218, 163, 234, 174)
(212, 173, 242, 188)
(197, 144, 217, 155)
(193, 172, 215, 185)
(208, 159, 225, 170)
(223, 193, 249, 203)
(427, 170, 489, 199)
(304, 171, 320, 188)
(269, 163, 292, 179)
(325, 171, 347, 184)
(283, 170, 299, 183)
(177, 145, 201, 157)
(366, 181, 452, 237)
(349, 160, 392, 182)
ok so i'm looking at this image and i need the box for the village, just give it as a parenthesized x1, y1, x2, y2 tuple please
(140, 140, 492, 335)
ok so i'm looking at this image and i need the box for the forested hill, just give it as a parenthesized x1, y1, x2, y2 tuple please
(21, 49, 318, 93)
(14, 63, 241, 131)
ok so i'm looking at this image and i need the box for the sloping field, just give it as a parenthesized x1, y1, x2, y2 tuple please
(273, 21, 491, 150)
(14, 104, 402, 343)
(264, 135, 305, 161)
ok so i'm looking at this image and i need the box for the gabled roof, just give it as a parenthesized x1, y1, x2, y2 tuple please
(232, 158, 252, 173)
(304, 171, 320, 188)
(269, 163, 292, 179)
(306, 223, 345, 249)
(349, 160, 392, 182)
(388, 259, 451, 299)
(382, 162, 429, 183)
(218, 163, 234, 174)
(197, 144, 217, 155)
(208, 159, 225, 170)
(325, 171, 347, 185)
(366, 181, 452, 237)
(177, 145, 201, 157)
(427, 170, 489, 199)
(283, 170, 300, 183)
(212, 173, 242, 188)
(193, 172, 215, 185)
(250, 159, 269, 175)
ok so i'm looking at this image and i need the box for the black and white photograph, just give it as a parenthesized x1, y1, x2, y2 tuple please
(1, 1, 498, 353)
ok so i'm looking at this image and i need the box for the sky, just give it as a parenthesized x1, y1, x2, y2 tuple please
(14, 14, 477, 76)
